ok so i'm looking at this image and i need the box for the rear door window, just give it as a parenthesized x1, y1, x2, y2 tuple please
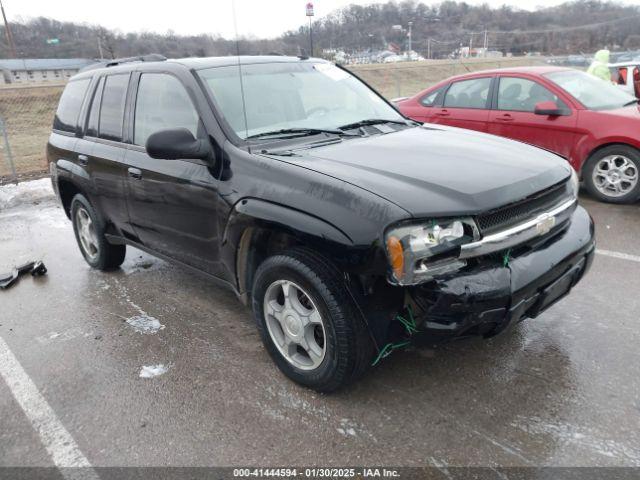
(53, 79, 91, 133)
(443, 78, 492, 109)
(98, 74, 130, 142)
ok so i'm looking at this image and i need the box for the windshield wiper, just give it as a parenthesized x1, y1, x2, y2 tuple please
(338, 118, 410, 130)
(247, 128, 356, 140)
(623, 99, 640, 107)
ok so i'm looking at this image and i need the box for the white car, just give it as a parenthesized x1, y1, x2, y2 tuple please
(609, 62, 640, 98)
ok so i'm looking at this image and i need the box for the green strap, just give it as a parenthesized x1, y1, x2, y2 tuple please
(503, 248, 512, 267)
(371, 341, 411, 366)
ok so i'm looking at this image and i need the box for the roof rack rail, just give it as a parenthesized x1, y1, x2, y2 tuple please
(106, 54, 167, 67)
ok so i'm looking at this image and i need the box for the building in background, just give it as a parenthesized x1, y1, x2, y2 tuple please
(0, 58, 94, 84)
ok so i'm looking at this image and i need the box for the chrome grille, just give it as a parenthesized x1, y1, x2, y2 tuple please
(476, 181, 569, 235)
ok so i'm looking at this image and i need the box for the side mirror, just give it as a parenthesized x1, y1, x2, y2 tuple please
(534, 101, 567, 116)
(145, 128, 211, 161)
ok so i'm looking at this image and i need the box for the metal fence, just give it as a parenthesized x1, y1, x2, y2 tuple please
(0, 83, 64, 180)
(0, 57, 547, 181)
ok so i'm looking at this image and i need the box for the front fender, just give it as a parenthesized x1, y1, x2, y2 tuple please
(219, 198, 357, 292)
(225, 198, 353, 246)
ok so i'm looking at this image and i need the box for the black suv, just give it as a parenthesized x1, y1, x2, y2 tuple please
(48, 55, 595, 391)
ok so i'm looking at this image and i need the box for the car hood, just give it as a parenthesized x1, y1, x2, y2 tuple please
(267, 125, 571, 218)
(595, 105, 640, 119)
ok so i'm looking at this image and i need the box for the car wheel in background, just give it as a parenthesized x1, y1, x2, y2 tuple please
(71, 194, 126, 270)
(583, 145, 640, 204)
(251, 248, 374, 392)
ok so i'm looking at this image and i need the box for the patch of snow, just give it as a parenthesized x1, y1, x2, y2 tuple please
(337, 418, 358, 437)
(121, 258, 165, 275)
(0, 178, 55, 210)
(139, 364, 169, 378)
(112, 278, 165, 334)
(126, 315, 165, 334)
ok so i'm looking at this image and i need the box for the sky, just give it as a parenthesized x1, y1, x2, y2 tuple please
(3, 0, 635, 39)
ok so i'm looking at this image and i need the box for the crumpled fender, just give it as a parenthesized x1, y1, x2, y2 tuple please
(218, 197, 356, 291)
(224, 198, 353, 246)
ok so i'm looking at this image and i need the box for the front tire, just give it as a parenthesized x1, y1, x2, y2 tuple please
(252, 248, 374, 392)
(71, 194, 126, 270)
(583, 145, 640, 204)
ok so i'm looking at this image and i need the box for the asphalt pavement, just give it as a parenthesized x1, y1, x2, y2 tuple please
(0, 179, 639, 470)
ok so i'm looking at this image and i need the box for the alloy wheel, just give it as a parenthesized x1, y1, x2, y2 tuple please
(593, 154, 639, 198)
(263, 280, 326, 371)
(75, 207, 99, 260)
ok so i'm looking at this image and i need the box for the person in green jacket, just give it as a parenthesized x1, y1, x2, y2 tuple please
(587, 49, 612, 83)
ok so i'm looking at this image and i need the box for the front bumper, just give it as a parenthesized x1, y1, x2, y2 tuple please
(409, 205, 595, 339)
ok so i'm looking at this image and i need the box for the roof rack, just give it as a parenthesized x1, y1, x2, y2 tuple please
(106, 54, 167, 67)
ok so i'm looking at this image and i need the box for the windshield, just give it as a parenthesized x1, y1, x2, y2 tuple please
(546, 70, 637, 111)
(197, 61, 404, 139)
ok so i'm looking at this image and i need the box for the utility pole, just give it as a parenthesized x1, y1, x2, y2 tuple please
(407, 21, 413, 52)
(469, 33, 473, 57)
(0, 0, 17, 58)
(427, 38, 431, 59)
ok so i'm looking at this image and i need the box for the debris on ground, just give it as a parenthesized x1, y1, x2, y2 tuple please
(139, 364, 169, 378)
(0, 260, 47, 290)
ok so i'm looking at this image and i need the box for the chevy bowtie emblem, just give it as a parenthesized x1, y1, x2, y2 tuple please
(535, 213, 556, 236)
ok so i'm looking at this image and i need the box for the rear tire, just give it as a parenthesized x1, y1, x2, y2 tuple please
(583, 145, 640, 204)
(251, 248, 374, 392)
(71, 194, 126, 270)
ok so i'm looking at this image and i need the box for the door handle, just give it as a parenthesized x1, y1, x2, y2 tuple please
(435, 110, 450, 117)
(128, 167, 142, 180)
(77, 154, 89, 166)
(496, 113, 514, 122)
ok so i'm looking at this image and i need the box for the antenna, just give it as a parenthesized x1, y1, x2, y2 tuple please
(232, 0, 250, 144)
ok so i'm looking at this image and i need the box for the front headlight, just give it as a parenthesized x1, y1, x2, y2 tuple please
(385, 218, 480, 285)
(569, 168, 580, 199)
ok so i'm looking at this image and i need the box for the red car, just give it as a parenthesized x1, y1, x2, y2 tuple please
(397, 66, 640, 203)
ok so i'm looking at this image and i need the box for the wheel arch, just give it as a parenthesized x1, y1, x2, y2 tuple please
(57, 177, 85, 219)
(223, 198, 361, 305)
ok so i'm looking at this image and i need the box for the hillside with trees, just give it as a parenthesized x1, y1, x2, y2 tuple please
(1, 0, 639, 60)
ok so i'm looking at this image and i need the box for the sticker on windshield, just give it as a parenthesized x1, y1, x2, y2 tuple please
(314, 63, 350, 81)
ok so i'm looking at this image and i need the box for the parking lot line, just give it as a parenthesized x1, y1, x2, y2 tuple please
(0, 336, 98, 478)
(596, 249, 640, 263)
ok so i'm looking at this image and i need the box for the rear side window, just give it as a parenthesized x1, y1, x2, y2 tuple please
(444, 77, 492, 109)
(420, 86, 444, 107)
(99, 74, 130, 142)
(86, 77, 104, 137)
(133, 73, 199, 146)
(53, 79, 91, 133)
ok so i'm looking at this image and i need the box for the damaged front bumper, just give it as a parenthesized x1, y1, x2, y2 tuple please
(408, 205, 595, 339)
